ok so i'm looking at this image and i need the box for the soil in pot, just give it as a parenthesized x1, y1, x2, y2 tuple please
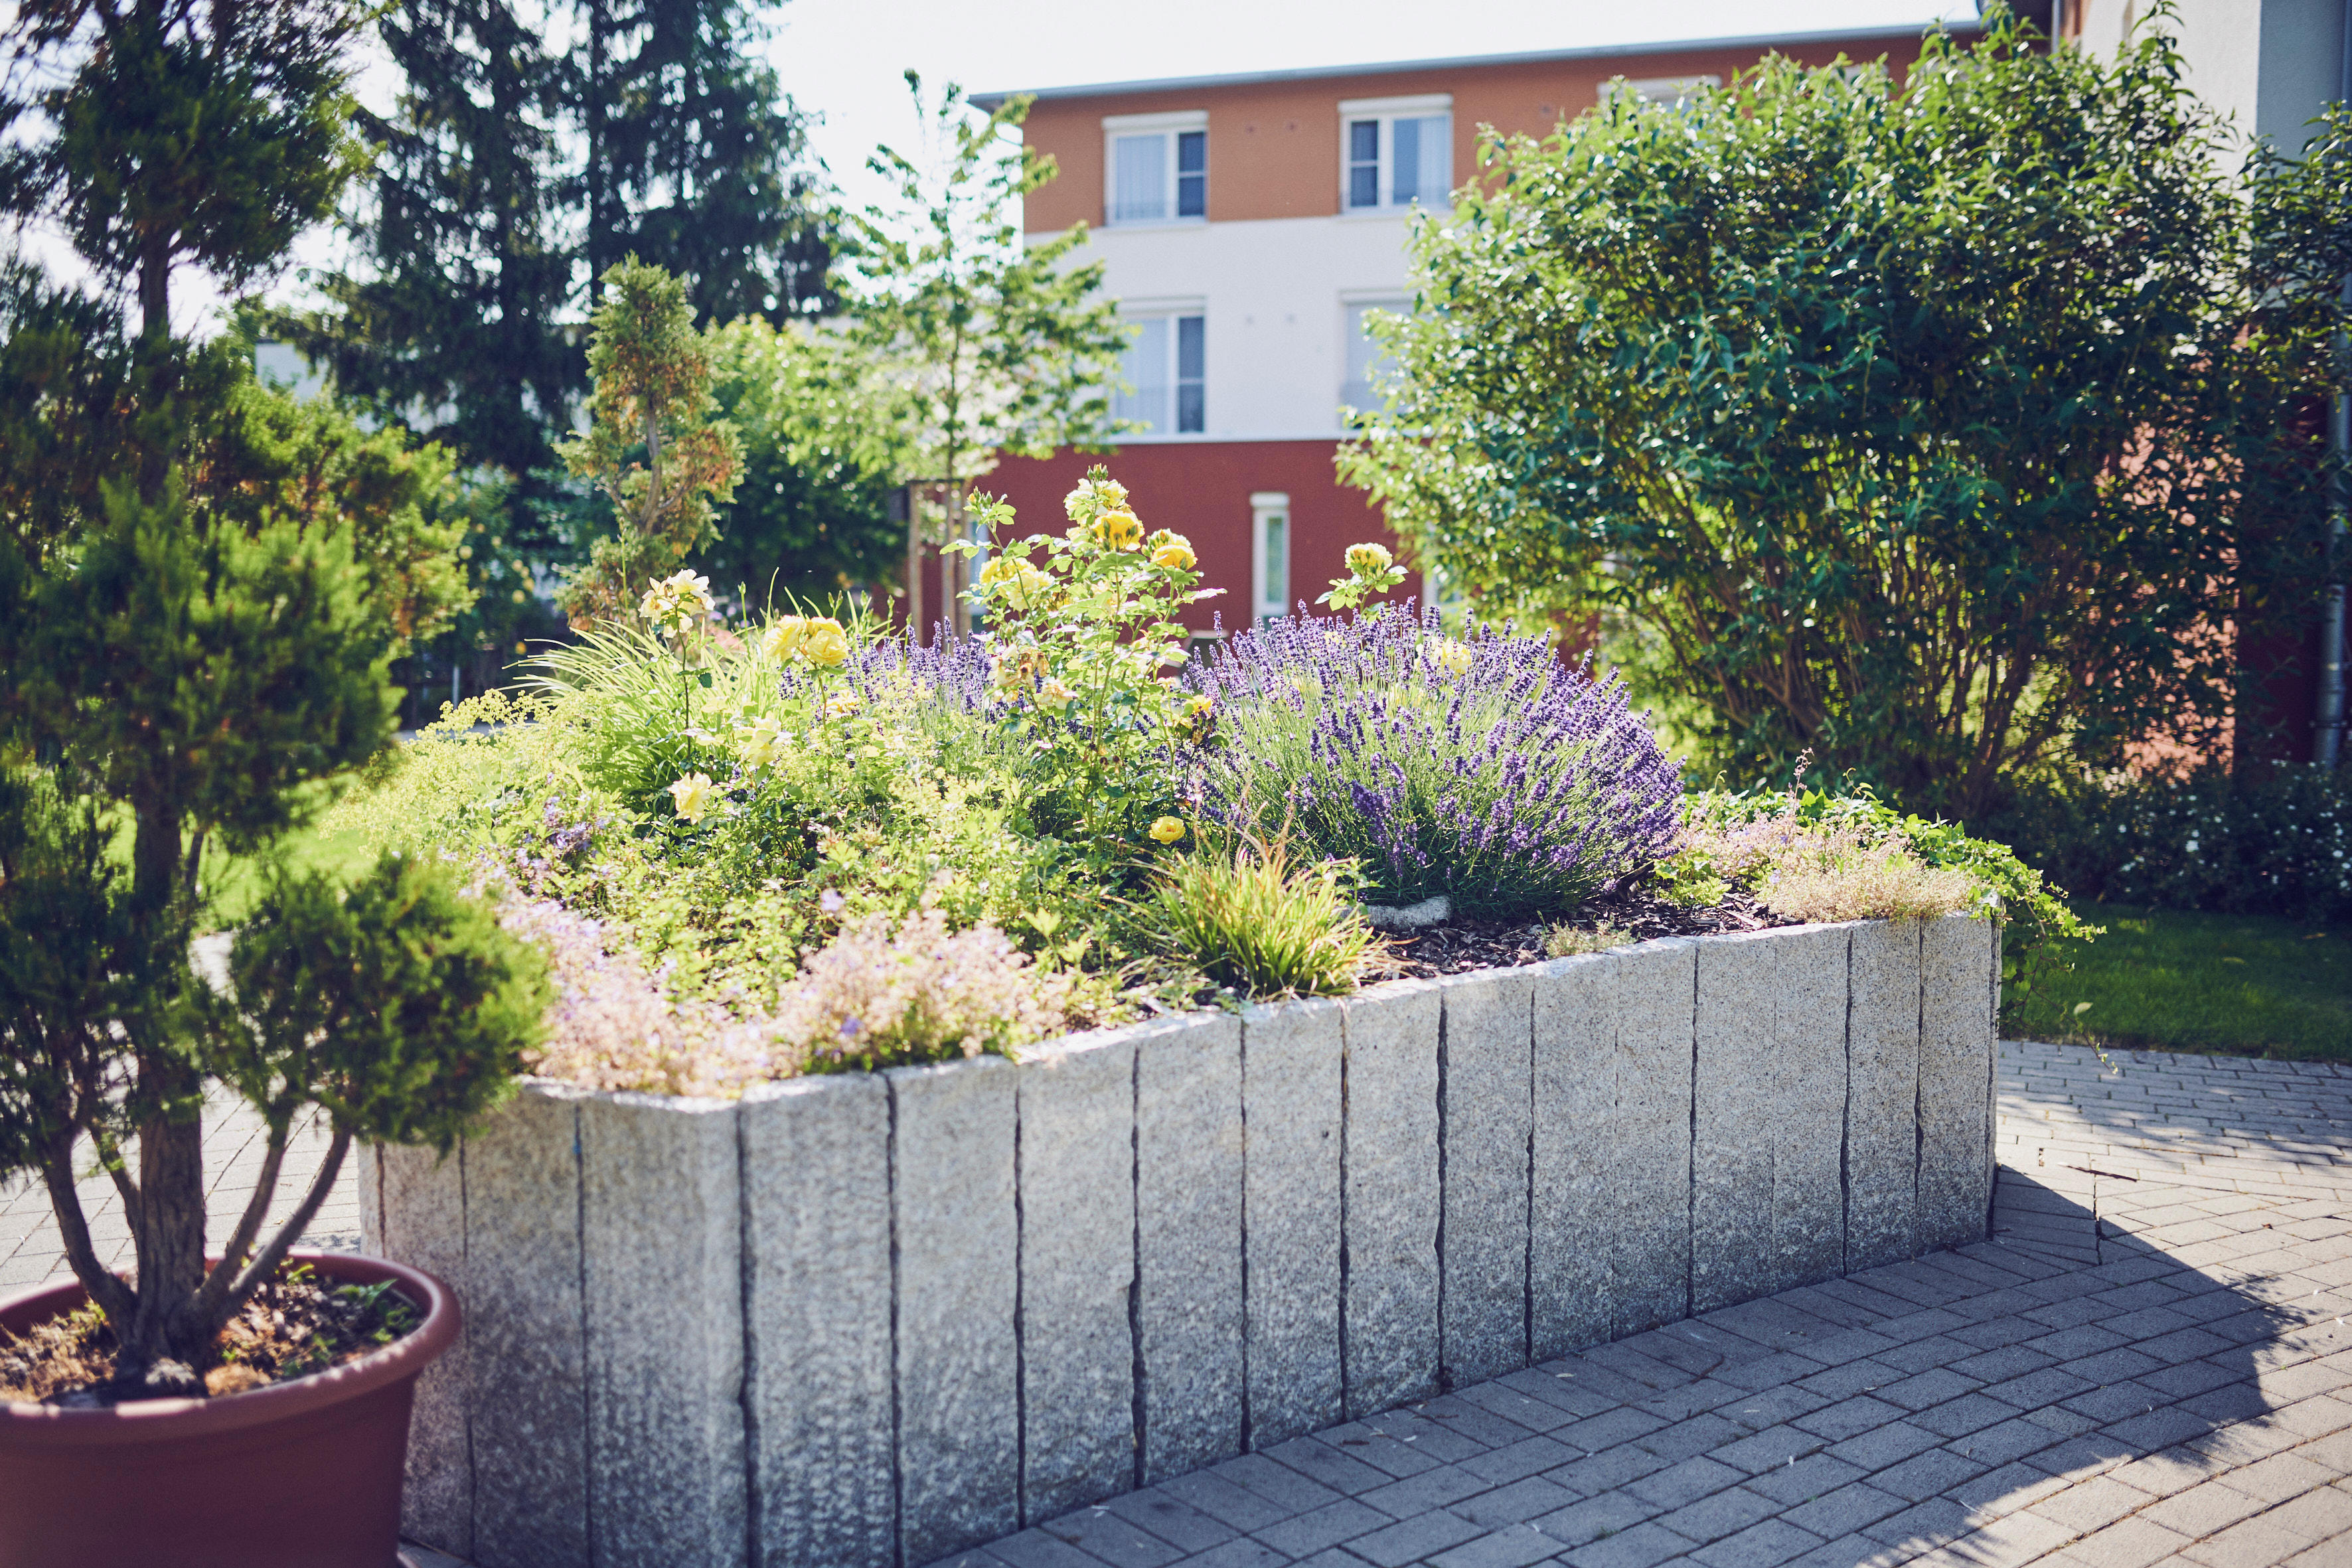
(0, 1257, 422, 1406)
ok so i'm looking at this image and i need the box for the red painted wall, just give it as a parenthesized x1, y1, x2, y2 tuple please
(923, 440, 1411, 635)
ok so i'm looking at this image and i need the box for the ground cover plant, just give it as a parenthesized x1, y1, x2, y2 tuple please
(2003, 905, 2351, 1062)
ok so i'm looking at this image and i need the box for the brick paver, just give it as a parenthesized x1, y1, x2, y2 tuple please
(929, 1042, 2352, 1568)
(13, 1039, 2351, 1568)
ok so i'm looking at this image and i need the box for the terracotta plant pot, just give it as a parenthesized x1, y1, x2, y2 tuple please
(0, 1249, 459, 1568)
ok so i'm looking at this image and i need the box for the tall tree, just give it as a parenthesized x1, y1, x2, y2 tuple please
(844, 74, 1129, 635)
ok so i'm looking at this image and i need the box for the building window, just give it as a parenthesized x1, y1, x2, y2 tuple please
(1252, 491, 1291, 623)
(1113, 312, 1206, 433)
(1105, 112, 1208, 225)
(1342, 297, 1411, 415)
(1339, 95, 1452, 212)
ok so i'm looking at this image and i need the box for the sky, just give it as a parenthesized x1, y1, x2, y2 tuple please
(13, 0, 1980, 333)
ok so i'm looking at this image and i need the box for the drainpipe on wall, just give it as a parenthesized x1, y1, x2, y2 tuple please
(2315, 9, 2352, 765)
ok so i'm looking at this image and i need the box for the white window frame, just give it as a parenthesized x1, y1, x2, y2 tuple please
(1338, 93, 1453, 215)
(1103, 110, 1210, 228)
(1113, 301, 1206, 435)
(1606, 75, 1722, 110)
(1251, 491, 1292, 624)
(1340, 292, 1413, 417)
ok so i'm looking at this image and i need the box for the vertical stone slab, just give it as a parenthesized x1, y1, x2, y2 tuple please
(1531, 955, 1612, 1361)
(1846, 921, 1922, 1272)
(1241, 998, 1343, 1447)
(356, 1142, 381, 1255)
(1921, 915, 1997, 1250)
(1135, 1013, 1245, 1484)
(1437, 966, 1533, 1388)
(890, 1056, 1018, 1565)
(1691, 934, 1776, 1316)
(1340, 979, 1440, 1419)
(1606, 939, 1696, 1340)
(1764, 926, 1849, 1294)
(580, 1094, 745, 1568)
(1018, 1032, 1139, 1520)
(463, 1083, 591, 1568)
(376, 1139, 471, 1560)
(744, 1074, 894, 1568)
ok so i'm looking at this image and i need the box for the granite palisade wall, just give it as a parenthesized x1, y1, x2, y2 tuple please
(361, 913, 1999, 1568)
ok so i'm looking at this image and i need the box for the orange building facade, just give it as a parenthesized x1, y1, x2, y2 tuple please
(927, 23, 1968, 639)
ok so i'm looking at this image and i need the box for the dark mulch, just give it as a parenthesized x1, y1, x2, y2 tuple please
(0, 1261, 422, 1407)
(1383, 886, 1793, 979)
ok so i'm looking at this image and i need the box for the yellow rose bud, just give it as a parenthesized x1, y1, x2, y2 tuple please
(1346, 542, 1394, 577)
(802, 618, 850, 668)
(734, 716, 787, 769)
(1152, 533, 1197, 571)
(668, 772, 716, 823)
(1148, 816, 1186, 844)
(762, 615, 808, 659)
(824, 690, 861, 719)
(1097, 508, 1143, 550)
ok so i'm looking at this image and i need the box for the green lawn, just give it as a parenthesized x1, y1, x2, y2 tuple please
(2003, 903, 2352, 1061)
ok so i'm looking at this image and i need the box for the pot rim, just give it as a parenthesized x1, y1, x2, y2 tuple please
(0, 1248, 459, 1447)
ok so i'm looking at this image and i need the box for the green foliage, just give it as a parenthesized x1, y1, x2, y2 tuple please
(1136, 825, 1381, 1000)
(212, 850, 548, 1152)
(1340, 5, 2316, 817)
(698, 316, 909, 605)
(558, 260, 747, 625)
(0, 259, 131, 561)
(843, 74, 1131, 621)
(957, 469, 1215, 856)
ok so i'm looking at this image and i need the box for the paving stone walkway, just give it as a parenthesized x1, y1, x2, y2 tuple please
(931, 1040, 2352, 1568)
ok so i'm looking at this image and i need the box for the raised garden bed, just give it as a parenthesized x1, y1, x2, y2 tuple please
(364, 913, 1998, 1568)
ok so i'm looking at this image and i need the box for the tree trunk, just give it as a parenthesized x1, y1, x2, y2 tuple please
(121, 1097, 208, 1365)
(135, 234, 172, 507)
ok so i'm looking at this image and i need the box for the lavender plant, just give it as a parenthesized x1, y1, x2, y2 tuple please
(1189, 606, 1682, 915)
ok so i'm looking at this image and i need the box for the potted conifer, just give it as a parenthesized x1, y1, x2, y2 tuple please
(0, 3, 548, 1563)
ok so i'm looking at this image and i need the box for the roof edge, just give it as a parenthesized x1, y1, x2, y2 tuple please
(969, 19, 1980, 110)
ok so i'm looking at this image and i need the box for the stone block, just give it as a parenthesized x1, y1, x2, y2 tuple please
(1846, 921, 1923, 1273)
(463, 1082, 591, 1568)
(890, 1055, 1020, 1564)
(580, 1093, 745, 1568)
(1919, 915, 1997, 1250)
(1533, 938, 1695, 1345)
(1240, 996, 1344, 1446)
(1437, 965, 1533, 1387)
(1340, 978, 1441, 1418)
(375, 1138, 471, 1559)
(743, 1073, 894, 1568)
(1018, 1030, 1139, 1520)
(1134, 1012, 1245, 1483)
(1691, 927, 1849, 1312)
(356, 1141, 380, 1254)
(1529, 954, 1612, 1361)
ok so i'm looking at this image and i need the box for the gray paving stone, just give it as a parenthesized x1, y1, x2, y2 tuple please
(1441, 965, 1536, 1389)
(1342, 979, 1443, 1419)
(1137, 1012, 1248, 1484)
(1241, 997, 1345, 1447)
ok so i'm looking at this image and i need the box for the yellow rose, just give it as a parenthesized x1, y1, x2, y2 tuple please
(802, 618, 850, 668)
(734, 716, 787, 769)
(1152, 532, 1197, 571)
(1345, 542, 1394, 578)
(1433, 638, 1476, 676)
(1040, 678, 1076, 706)
(1148, 816, 1186, 844)
(824, 690, 861, 719)
(1185, 694, 1214, 718)
(1096, 508, 1143, 550)
(668, 772, 716, 823)
(762, 615, 808, 659)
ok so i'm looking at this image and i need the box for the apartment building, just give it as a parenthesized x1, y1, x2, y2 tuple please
(949, 20, 1974, 637)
